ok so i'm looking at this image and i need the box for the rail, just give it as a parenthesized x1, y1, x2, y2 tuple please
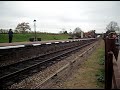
(0, 39, 97, 88)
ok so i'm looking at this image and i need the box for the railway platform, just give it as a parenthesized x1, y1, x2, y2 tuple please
(0, 38, 95, 49)
(0, 40, 66, 47)
(0, 38, 96, 47)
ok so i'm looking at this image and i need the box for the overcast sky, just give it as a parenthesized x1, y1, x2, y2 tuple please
(0, 1, 120, 33)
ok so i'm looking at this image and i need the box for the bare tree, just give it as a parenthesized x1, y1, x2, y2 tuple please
(106, 21, 119, 31)
(15, 22, 31, 33)
(73, 27, 82, 38)
(14, 29, 19, 33)
(0, 29, 9, 33)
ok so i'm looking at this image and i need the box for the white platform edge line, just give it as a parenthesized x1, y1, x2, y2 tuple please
(54, 42, 59, 43)
(0, 45, 25, 49)
(33, 44, 41, 46)
(46, 42, 52, 45)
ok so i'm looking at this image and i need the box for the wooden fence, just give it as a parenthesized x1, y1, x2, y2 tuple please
(104, 36, 119, 89)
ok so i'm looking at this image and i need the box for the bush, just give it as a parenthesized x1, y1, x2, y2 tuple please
(96, 61, 105, 83)
(37, 38, 41, 41)
(68, 37, 73, 39)
(97, 75, 104, 82)
(29, 38, 34, 42)
(99, 57, 105, 65)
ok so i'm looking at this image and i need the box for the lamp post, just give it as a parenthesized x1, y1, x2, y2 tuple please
(33, 20, 36, 41)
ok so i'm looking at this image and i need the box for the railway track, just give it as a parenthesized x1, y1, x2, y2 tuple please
(0, 39, 96, 89)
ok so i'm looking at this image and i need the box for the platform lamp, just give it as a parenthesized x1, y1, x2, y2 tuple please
(33, 20, 37, 41)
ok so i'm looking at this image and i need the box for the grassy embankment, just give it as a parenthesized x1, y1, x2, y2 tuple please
(62, 39, 105, 89)
(0, 33, 71, 43)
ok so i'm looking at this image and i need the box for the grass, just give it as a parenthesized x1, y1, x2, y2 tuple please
(62, 39, 105, 89)
(0, 33, 71, 43)
(82, 40, 105, 88)
(96, 46, 105, 87)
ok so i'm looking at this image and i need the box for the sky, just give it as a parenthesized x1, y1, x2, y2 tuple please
(0, 1, 120, 33)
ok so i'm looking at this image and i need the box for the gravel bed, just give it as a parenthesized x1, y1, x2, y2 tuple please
(8, 41, 98, 89)
(49, 42, 99, 89)
(9, 58, 68, 89)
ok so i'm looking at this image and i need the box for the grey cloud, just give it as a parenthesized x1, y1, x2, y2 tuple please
(0, 1, 120, 33)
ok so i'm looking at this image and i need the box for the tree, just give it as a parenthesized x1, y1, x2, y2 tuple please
(59, 31, 63, 34)
(15, 22, 31, 33)
(59, 30, 68, 34)
(0, 29, 9, 33)
(106, 21, 119, 31)
(73, 27, 82, 38)
(0, 29, 4, 33)
(14, 29, 19, 33)
(59, 27, 68, 34)
(63, 31, 68, 34)
(69, 31, 74, 38)
(73, 27, 82, 33)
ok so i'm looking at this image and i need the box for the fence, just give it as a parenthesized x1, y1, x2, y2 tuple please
(104, 36, 119, 89)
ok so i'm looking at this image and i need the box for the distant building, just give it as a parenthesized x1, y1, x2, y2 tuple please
(84, 30, 96, 38)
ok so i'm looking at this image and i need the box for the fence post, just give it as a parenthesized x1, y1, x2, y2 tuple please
(106, 52, 113, 89)
(105, 38, 116, 89)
